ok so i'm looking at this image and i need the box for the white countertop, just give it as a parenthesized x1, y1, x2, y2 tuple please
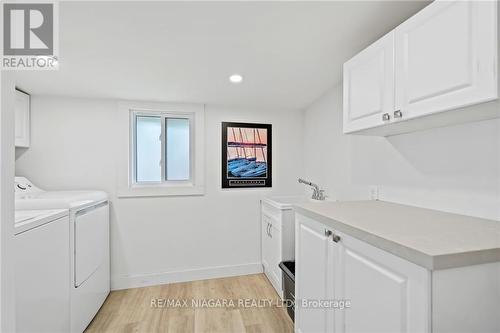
(294, 200, 500, 270)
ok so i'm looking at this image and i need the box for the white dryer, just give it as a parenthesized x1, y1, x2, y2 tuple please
(15, 177, 110, 333)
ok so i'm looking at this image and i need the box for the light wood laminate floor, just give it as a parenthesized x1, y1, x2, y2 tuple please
(85, 274, 294, 333)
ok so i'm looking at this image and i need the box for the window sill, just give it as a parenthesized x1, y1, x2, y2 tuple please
(117, 184, 205, 198)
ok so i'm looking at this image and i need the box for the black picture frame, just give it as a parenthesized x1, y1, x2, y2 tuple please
(221, 122, 272, 188)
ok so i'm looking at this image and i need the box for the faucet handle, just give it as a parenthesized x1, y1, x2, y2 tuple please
(318, 189, 326, 200)
(312, 188, 326, 200)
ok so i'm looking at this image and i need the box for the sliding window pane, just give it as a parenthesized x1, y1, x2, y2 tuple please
(136, 116, 161, 182)
(166, 118, 190, 180)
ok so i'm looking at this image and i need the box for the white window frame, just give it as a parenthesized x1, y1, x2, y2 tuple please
(118, 101, 205, 197)
(131, 111, 194, 186)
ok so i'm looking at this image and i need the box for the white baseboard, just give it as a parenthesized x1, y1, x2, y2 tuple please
(111, 262, 263, 290)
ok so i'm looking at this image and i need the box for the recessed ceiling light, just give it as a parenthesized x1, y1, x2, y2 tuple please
(229, 74, 243, 84)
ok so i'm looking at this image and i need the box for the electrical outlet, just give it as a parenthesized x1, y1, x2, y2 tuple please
(369, 186, 379, 200)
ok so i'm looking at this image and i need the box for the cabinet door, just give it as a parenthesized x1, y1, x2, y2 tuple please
(295, 214, 332, 333)
(332, 231, 430, 333)
(343, 31, 395, 133)
(261, 217, 271, 274)
(268, 221, 283, 297)
(15, 90, 30, 148)
(395, 0, 498, 121)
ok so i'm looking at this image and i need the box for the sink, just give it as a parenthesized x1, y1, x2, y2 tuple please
(308, 198, 327, 203)
(261, 195, 307, 210)
(262, 195, 334, 210)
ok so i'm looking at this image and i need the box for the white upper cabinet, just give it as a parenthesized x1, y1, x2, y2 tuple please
(15, 90, 31, 148)
(343, 32, 395, 133)
(343, 0, 498, 135)
(394, 0, 498, 120)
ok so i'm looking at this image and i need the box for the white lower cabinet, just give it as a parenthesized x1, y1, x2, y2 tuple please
(261, 199, 296, 298)
(262, 213, 282, 294)
(332, 228, 430, 333)
(296, 213, 430, 333)
(295, 217, 332, 333)
(296, 213, 500, 333)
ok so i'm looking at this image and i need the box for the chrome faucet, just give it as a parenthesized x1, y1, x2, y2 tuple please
(298, 178, 326, 200)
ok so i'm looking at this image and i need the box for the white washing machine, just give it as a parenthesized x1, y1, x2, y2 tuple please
(15, 209, 70, 333)
(15, 177, 110, 333)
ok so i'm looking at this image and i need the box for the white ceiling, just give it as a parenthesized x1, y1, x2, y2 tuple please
(15, 1, 429, 110)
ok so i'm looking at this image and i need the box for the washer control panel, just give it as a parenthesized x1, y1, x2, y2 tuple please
(15, 177, 41, 194)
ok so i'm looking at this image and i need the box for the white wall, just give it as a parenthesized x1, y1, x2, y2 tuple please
(15, 96, 304, 289)
(16, 83, 500, 292)
(304, 83, 500, 221)
(1, 72, 16, 332)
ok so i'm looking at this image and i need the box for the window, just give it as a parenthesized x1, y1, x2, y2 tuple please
(165, 118, 190, 181)
(135, 116, 162, 182)
(118, 102, 205, 197)
(133, 113, 192, 184)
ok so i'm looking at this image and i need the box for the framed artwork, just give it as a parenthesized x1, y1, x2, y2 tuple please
(222, 122, 272, 188)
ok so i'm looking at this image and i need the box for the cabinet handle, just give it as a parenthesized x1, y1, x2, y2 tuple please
(269, 223, 272, 238)
(267, 223, 270, 237)
(332, 233, 341, 243)
(325, 229, 332, 237)
(382, 113, 390, 121)
(394, 110, 402, 118)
